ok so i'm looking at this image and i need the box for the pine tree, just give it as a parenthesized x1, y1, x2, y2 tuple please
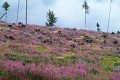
(46, 10, 57, 26)
(96, 22, 101, 32)
(117, 31, 120, 34)
(2, 1, 10, 22)
(82, 0, 90, 30)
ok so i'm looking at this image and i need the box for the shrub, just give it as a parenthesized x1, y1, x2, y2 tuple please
(33, 56, 42, 64)
(83, 36, 93, 43)
(114, 62, 120, 66)
(8, 54, 19, 61)
(89, 68, 98, 75)
(37, 45, 46, 51)
(85, 58, 95, 63)
(42, 38, 52, 44)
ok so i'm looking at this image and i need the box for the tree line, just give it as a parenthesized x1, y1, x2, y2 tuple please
(1, 0, 114, 32)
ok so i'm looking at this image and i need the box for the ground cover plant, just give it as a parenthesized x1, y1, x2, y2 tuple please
(0, 21, 120, 80)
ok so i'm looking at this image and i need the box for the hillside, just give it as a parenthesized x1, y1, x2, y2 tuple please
(0, 20, 120, 80)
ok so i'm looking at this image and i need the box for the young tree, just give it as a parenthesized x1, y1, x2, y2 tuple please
(96, 22, 101, 32)
(46, 10, 57, 26)
(117, 31, 120, 34)
(107, 0, 113, 33)
(82, 0, 90, 30)
(2, 1, 10, 22)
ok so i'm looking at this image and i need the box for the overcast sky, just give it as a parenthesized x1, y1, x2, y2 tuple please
(0, 0, 120, 32)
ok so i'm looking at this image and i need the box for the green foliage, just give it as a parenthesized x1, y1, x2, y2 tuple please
(8, 44, 20, 53)
(83, 36, 93, 43)
(85, 58, 94, 63)
(82, 1, 89, 14)
(0, 70, 8, 77)
(2, 2, 10, 11)
(63, 77, 71, 80)
(2, 1, 10, 22)
(89, 68, 98, 75)
(117, 31, 120, 34)
(21, 55, 32, 64)
(102, 55, 120, 67)
(89, 77, 97, 80)
(33, 56, 42, 64)
(96, 22, 101, 32)
(46, 10, 57, 26)
(31, 75, 45, 80)
(82, 0, 90, 29)
(50, 55, 57, 61)
(70, 56, 78, 64)
(37, 45, 46, 51)
(8, 54, 19, 61)
(8, 72, 20, 80)
(114, 62, 120, 66)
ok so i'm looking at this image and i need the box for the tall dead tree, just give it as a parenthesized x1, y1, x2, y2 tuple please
(26, 0, 27, 25)
(16, 0, 20, 24)
(107, 0, 113, 33)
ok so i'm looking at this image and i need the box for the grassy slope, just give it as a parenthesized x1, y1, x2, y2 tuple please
(0, 21, 120, 80)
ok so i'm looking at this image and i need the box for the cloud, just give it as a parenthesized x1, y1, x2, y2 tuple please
(0, 0, 120, 32)
(41, 0, 57, 6)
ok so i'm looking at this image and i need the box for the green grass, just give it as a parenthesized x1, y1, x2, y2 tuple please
(63, 77, 71, 80)
(21, 55, 32, 64)
(33, 56, 43, 64)
(8, 44, 20, 53)
(85, 58, 95, 63)
(100, 55, 120, 72)
(89, 68, 98, 75)
(101, 55, 120, 67)
(0, 70, 8, 77)
(37, 45, 47, 51)
(8, 54, 19, 61)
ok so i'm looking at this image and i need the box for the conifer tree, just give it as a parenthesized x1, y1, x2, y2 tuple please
(46, 10, 57, 26)
(96, 22, 101, 32)
(2, 1, 10, 22)
(117, 31, 120, 34)
(82, 0, 90, 30)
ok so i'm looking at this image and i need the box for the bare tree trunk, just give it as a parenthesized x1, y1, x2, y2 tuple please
(16, 0, 20, 24)
(26, 0, 27, 25)
(107, 0, 112, 33)
(0, 12, 6, 19)
(6, 10, 7, 22)
(85, 10, 86, 30)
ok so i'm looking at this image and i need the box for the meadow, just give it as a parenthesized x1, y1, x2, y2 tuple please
(0, 20, 120, 80)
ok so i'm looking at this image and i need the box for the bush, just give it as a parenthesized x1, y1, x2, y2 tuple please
(85, 58, 95, 63)
(37, 45, 46, 51)
(8, 54, 19, 61)
(33, 56, 42, 64)
(114, 62, 120, 66)
(83, 36, 93, 43)
(89, 68, 98, 75)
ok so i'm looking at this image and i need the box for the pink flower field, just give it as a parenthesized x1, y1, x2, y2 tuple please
(0, 20, 120, 80)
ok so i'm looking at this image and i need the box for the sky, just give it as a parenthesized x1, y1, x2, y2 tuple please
(0, 0, 120, 32)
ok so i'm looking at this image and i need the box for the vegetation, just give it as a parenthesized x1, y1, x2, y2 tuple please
(2, 1, 10, 22)
(96, 22, 101, 32)
(46, 10, 57, 26)
(0, 0, 120, 80)
(0, 21, 119, 80)
(82, 0, 90, 30)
